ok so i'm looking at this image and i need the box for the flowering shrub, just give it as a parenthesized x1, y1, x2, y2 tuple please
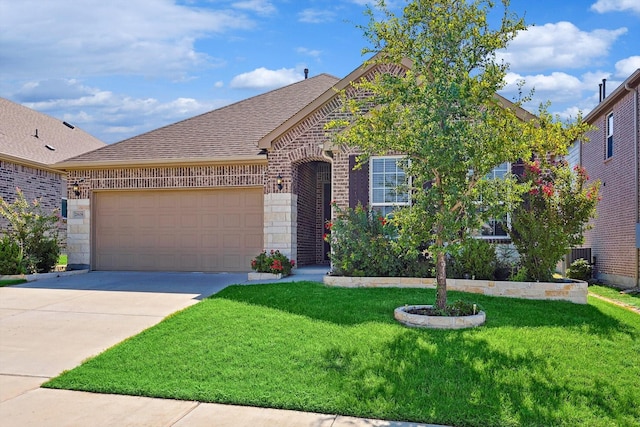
(325, 203, 434, 277)
(0, 188, 60, 274)
(251, 250, 295, 276)
(509, 159, 599, 281)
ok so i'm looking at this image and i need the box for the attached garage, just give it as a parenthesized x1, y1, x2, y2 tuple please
(93, 188, 263, 272)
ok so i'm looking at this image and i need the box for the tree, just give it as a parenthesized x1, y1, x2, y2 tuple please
(510, 159, 600, 281)
(329, 0, 588, 309)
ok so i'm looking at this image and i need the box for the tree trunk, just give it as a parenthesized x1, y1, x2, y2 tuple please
(435, 251, 447, 310)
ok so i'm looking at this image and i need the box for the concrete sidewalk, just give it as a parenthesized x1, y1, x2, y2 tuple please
(0, 269, 443, 427)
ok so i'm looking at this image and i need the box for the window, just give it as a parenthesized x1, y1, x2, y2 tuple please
(61, 198, 68, 219)
(370, 156, 410, 217)
(606, 112, 613, 159)
(477, 162, 510, 240)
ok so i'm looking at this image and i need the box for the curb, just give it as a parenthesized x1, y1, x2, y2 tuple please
(1, 269, 90, 282)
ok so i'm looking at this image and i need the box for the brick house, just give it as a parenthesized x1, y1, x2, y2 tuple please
(57, 59, 529, 272)
(571, 69, 640, 288)
(0, 97, 105, 247)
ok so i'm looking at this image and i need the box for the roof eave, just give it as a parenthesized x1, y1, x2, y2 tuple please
(584, 69, 640, 124)
(0, 153, 64, 175)
(53, 155, 268, 170)
(258, 54, 412, 150)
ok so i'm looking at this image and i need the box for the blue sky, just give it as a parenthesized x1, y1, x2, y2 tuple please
(1, 0, 638, 144)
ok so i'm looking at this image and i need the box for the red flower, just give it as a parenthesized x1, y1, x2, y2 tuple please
(326, 221, 333, 230)
(542, 183, 554, 197)
(271, 259, 283, 272)
(378, 216, 387, 226)
(529, 188, 539, 195)
(527, 160, 541, 176)
(323, 233, 328, 240)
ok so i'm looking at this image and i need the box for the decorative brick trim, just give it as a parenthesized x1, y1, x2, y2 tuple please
(67, 164, 267, 198)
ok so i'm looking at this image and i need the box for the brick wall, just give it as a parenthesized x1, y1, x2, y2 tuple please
(1, 160, 67, 249)
(581, 87, 639, 287)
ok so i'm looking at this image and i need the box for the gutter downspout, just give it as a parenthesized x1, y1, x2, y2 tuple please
(626, 82, 639, 288)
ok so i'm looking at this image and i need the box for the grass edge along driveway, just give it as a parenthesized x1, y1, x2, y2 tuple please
(45, 281, 640, 427)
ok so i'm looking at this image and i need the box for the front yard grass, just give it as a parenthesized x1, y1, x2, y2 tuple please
(0, 279, 27, 287)
(589, 284, 640, 310)
(44, 282, 640, 427)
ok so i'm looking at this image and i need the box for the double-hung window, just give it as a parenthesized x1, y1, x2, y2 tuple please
(370, 156, 410, 217)
(606, 112, 613, 159)
(477, 162, 510, 240)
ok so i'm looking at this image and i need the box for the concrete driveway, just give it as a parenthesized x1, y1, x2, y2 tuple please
(0, 269, 438, 427)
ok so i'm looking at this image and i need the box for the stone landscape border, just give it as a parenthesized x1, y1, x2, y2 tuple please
(324, 276, 588, 304)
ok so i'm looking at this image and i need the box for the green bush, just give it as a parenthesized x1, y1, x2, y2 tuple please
(567, 258, 592, 281)
(251, 250, 295, 276)
(326, 204, 434, 277)
(0, 236, 25, 275)
(448, 239, 497, 280)
(1, 188, 61, 273)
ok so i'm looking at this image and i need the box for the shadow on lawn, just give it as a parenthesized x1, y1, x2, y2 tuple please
(319, 329, 637, 426)
(215, 281, 637, 339)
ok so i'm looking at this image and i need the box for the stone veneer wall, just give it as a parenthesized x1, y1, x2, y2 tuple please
(263, 193, 297, 260)
(324, 276, 588, 304)
(65, 198, 90, 269)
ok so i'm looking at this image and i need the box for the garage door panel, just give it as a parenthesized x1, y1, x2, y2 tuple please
(95, 188, 263, 272)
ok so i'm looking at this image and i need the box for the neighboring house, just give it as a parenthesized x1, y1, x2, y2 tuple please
(570, 69, 640, 288)
(56, 59, 530, 272)
(0, 97, 106, 248)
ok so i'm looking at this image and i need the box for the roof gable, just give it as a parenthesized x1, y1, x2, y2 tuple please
(0, 97, 106, 166)
(59, 74, 340, 168)
(258, 54, 534, 150)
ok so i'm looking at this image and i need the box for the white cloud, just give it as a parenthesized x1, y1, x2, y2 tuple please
(298, 9, 336, 24)
(16, 79, 219, 143)
(0, 0, 253, 81)
(498, 22, 627, 72)
(229, 67, 303, 89)
(296, 47, 323, 58)
(591, 0, 640, 14)
(232, 0, 276, 15)
(615, 56, 640, 77)
(503, 71, 587, 104)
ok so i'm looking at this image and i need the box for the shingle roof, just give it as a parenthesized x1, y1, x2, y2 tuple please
(0, 97, 106, 166)
(59, 74, 340, 166)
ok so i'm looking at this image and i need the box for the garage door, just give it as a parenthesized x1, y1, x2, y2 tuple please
(94, 189, 263, 272)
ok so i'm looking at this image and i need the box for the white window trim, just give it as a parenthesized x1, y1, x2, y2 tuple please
(369, 156, 411, 216)
(606, 111, 614, 159)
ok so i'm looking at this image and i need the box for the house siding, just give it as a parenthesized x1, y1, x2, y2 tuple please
(581, 81, 639, 288)
(1, 160, 67, 249)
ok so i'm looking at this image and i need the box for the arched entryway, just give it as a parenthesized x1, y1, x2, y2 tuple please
(295, 161, 331, 266)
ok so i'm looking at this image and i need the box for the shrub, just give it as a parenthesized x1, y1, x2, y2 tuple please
(326, 203, 434, 277)
(509, 161, 599, 282)
(0, 188, 61, 273)
(251, 250, 295, 276)
(567, 258, 592, 281)
(0, 236, 25, 275)
(448, 239, 497, 280)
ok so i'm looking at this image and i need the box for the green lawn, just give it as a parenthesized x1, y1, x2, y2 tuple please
(0, 279, 27, 287)
(44, 282, 640, 427)
(589, 285, 640, 310)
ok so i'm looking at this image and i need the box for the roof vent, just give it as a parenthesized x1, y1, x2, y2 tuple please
(304, 68, 309, 79)
(33, 129, 39, 138)
(45, 144, 56, 151)
(63, 121, 75, 129)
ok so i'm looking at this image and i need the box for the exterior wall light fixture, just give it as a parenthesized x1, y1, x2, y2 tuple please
(276, 174, 283, 191)
(73, 181, 80, 197)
